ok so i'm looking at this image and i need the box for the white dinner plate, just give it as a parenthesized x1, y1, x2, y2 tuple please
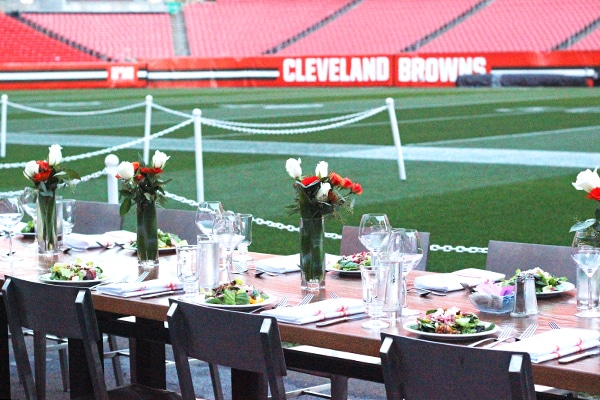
(122, 245, 177, 254)
(536, 281, 575, 298)
(39, 273, 110, 287)
(197, 293, 277, 310)
(403, 321, 499, 341)
(325, 265, 361, 275)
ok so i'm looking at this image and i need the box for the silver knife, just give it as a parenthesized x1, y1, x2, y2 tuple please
(140, 290, 184, 299)
(315, 314, 368, 327)
(558, 348, 600, 364)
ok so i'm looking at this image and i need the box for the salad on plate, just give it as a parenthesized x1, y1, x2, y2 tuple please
(203, 278, 270, 306)
(331, 252, 371, 272)
(47, 259, 104, 281)
(412, 306, 495, 335)
(129, 229, 187, 249)
(504, 267, 568, 293)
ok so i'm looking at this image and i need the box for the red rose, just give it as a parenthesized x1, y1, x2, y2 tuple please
(587, 187, 600, 201)
(140, 167, 162, 175)
(351, 183, 363, 195)
(132, 162, 140, 172)
(341, 178, 353, 189)
(301, 176, 320, 186)
(33, 161, 52, 182)
(329, 172, 343, 186)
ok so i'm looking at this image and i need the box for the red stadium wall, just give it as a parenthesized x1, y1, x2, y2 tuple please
(0, 52, 598, 90)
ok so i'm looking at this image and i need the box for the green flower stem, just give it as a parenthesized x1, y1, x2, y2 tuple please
(299, 217, 325, 289)
(36, 190, 57, 253)
(136, 201, 158, 264)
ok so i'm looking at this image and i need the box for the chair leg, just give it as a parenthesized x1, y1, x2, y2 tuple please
(209, 363, 224, 400)
(107, 334, 125, 387)
(57, 347, 70, 392)
(330, 375, 349, 400)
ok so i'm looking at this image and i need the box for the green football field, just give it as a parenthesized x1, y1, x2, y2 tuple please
(2, 86, 600, 272)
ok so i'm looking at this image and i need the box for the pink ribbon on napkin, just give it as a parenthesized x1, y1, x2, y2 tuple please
(496, 328, 600, 363)
(97, 279, 183, 298)
(261, 298, 365, 324)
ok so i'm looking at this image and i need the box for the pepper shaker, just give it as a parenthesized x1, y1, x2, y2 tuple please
(525, 273, 539, 315)
(510, 273, 528, 317)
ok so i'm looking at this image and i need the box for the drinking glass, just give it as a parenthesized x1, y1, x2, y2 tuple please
(195, 201, 224, 239)
(360, 265, 391, 329)
(234, 213, 253, 262)
(20, 187, 38, 223)
(61, 199, 76, 237)
(176, 244, 201, 300)
(382, 228, 405, 320)
(358, 213, 391, 266)
(399, 229, 423, 317)
(213, 212, 244, 280)
(0, 197, 24, 262)
(571, 246, 600, 318)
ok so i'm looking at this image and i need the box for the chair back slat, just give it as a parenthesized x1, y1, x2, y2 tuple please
(380, 333, 536, 400)
(486, 240, 575, 283)
(156, 208, 198, 244)
(74, 200, 123, 234)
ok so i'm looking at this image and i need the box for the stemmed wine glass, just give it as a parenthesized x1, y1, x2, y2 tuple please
(0, 197, 24, 262)
(358, 213, 391, 266)
(213, 212, 245, 280)
(20, 187, 38, 225)
(398, 229, 423, 317)
(571, 246, 600, 318)
(195, 201, 224, 239)
(234, 213, 253, 262)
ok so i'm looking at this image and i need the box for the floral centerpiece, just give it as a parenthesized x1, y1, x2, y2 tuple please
(570, 167, 600, 246)
(23, 144, 79, 255)
(286, 158, 363, 291)
(116, 150, 170, 272)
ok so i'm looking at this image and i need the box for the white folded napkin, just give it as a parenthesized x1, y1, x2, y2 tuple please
(255, 254, 339, 274)
(414, 274, 464, 292)
(451, 268, 505, 286)
(65, 231, 136, 250)
(496, 328, 600, 363)
(97, 279, 183, 298)
(261, 298, 365, 324)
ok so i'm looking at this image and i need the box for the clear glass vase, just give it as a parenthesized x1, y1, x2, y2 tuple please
(136, 201, 159, 279)
(36, 190, 58, 256)
(299, 217, 326, 292)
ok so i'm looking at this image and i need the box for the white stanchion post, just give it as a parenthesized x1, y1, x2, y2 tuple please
(1, 94, 7, 158)
(143, 95, 153, 165)
(193, 108, 204, 203)
(386, 97, 406, 181)
(105, 154, 120, 204)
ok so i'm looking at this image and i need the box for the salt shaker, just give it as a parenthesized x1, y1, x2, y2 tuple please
(525, 273, 539, 315)
(510, 273, 528, 317)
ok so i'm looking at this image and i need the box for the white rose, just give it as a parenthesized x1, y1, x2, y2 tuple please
(152, 150, 170, 169)
(286, 158, 302, 179)
(24, 160, 39, 179)
(316, 182, 331, 201)
(116, 161, 135, 180)
(572, 168, 600, 192)
(48, 144, 62, 166)
(315, 161, 328, 179)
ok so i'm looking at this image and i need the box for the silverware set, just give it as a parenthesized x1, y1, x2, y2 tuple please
(90, 270, 149, 290)
(469, 323, 537, 348)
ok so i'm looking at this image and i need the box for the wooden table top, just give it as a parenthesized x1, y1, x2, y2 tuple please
(1, 235, 599, 395)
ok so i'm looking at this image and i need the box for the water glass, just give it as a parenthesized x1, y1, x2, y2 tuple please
(197, 236, 221, 290)
(195, 201, 224, 239)
(577, 267, 599, 310)
(360, 265, 390, 330)
(61, 199, 76, 237)
(176, 244, 201, 300)
(234, 213, 253, 263)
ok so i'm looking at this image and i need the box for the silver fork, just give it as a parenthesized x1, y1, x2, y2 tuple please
(297, 293, 314, 306)
(549, 321, 561, 330)
(469, 323, 514, 348)
(251, 295, 289, 313)
(329, 291, 339, 299)
(232, 262, 248, 274)
(90, 274, 131, 290)
(135, 271, 150, 282)
(517, 323, 538, 341)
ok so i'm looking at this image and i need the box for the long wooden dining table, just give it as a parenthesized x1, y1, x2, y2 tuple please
(1, 234, 600, 399)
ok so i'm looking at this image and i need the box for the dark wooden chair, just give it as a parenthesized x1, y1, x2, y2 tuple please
(485, 240, 576, 283)
(380, 333, 536, 400)
(339, 226, 430, 271)
(2, 276, 183, 400)
(156, 208, 198, 244)
(73, 201, 123, 235)
(167, 300, 287, 400)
